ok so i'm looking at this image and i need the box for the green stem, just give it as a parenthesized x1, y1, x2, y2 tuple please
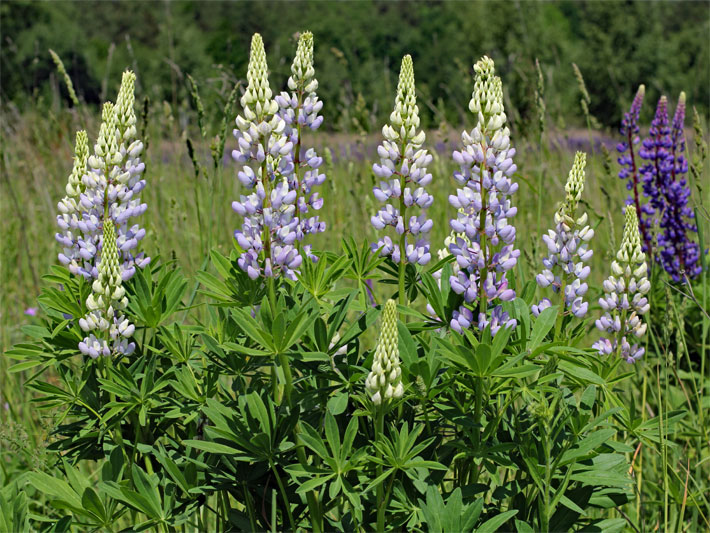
(536, 134, 544, 239)
(294, 88, 303, 253)
(479, 142, 489, 318)
(277, 350, 323, 532)
(554, 278, 567, 341)
(471, 377, 483, 485)
(270, 460, 296, 531)
(375, 407, 385, 532)
(397, 137, 408, 306)
(541, 424, 551, 532)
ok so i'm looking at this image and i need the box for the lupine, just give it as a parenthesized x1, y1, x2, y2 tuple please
(447, 56, 519, 335)
(370, 55, 433, 299)
(56, 130, 89, 272)
(232, 34, 302, 280)
(275, 31, 326, 259)
(56, 71, 149, 280)
(593, 206, 650, 363)
(656, 92, 702, 281)
(617, 85, 647, 249)
(638, 95, 673, 253)
(533, 152, 594, 320)
(365, 299, 403, 406)
(78, 219, 136, 358)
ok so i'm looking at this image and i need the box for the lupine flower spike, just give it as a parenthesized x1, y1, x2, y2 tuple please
(593, 206, 650, 363)
(617, 85, 646, 248)
(232, 33, 302, 280)
(638, 95, 673, 254)
(56, 130, 89, 270)
(448, 56, 519, 335)
(657, 92, 702, 281)
(79, 219, 136, 358)
(533, 152, 594, 320)
(371, 55, 434, 271)
(276, 31, 326, 260)
(365, 299, 404, 406)
(56, 71, 149, 280)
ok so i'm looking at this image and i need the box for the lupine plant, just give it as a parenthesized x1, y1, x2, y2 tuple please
(617, 84, 646, 245)
(617, 87, 703, 281)
(533, 151, 594, 338)
(232, 34, 301, 283)
(447, 56, 519, 334)
(6, 32, 709, 533)
(78, 219, 136, 358)
(657, 92, 702, 280)
(371, 54, 433, 304)
(56, 70, 149, 281)
(593, 206, 650, 363)
(276, 31, 327, 259)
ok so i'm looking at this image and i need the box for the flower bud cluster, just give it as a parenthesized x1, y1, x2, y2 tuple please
(593, 206, 650, 363)
(533, 152, 594, 319)
(56, 71, 149, 281)
(371, 55, 433, 266)
(232, 34, 302, 279)
(78, 219, 136, 358)
(275, 31, 326, 259)
(365, 300, 404, 406)
(447, 56, 519, 335)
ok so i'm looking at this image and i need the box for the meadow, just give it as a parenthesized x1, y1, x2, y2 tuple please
(1, 23, 709, 533)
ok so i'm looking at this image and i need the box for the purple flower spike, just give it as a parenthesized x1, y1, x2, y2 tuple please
(232, 34, 300, 280)
(617, 85, 647, 249)
(638, 95, 673, 253)
(55, 71, 149, 282)
(533, 152, 593, 323)
(446, 56, 519, 336)
(370, 55, 433, 270)
(276, 31, 326, 260)
(593, 206, 650, 363)
(656, 93, 702, 281)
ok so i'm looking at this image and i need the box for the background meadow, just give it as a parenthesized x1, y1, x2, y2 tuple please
(1, 1, 709, 531)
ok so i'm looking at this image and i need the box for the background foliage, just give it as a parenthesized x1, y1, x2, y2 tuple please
(2, 0, 709, 132)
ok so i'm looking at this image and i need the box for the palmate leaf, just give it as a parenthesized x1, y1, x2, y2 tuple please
(127, 260, 188, 328)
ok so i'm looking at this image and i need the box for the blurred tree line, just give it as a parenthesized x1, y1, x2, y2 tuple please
(1, 0, 708, 133)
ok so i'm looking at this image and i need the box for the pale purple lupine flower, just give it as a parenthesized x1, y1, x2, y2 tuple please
(24, 307, 38, 317)
(447, 56, 519, 335)
(232, 34, 302, 280)
(275, 31, 326, 260)
(593, 206, 650, 363)
(371, 55, 433, 269)
(56, 71, 149, 281)
(533, 152, 594, 320)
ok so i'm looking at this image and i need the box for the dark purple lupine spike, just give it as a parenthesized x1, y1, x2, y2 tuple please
(638, 96, 674, 255)
(657, 92, 702, 281)
(616, 85, 648, 251)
